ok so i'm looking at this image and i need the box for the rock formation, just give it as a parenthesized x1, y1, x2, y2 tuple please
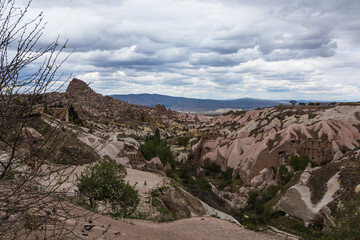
(193, 106, 360, 185)
(64, 78, 208, 127)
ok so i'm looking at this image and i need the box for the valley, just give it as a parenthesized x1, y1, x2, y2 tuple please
(2, 78, 359, 239)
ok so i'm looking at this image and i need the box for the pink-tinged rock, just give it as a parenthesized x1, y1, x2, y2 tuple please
(147, 157, 163, 170)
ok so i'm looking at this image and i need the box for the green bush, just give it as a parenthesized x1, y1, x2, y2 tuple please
(277, 165, 293, 186)
(177, 136, 190, 147)
(140, 128, 174, 166)
(290, 155, 309, 171)
(205, 162, 221, 176)
(262, 185, 280, 202)
(76, 160, 139, 216)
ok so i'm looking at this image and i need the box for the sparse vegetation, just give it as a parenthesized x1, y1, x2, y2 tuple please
(324, 196, 360, 240)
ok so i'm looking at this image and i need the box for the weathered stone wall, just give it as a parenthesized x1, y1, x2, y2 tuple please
(300, 140, 333, 164)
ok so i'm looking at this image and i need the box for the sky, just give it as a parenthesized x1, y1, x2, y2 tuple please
(21, 0, 360, 100)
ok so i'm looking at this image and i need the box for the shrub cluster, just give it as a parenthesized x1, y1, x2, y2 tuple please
(290, 155, 309, 171)
(140, 128, 174, 166)
(76, 160, 139, 216)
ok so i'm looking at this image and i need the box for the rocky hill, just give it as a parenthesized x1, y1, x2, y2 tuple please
(192, 104, 360, 230)
(194, 105, 360, 182)
(64, 78, 208, 128)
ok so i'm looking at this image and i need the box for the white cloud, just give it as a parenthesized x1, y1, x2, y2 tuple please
(13, 0, 360, 101)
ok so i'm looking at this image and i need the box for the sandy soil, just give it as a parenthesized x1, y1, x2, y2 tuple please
(70, 214, 284, 240)
(126, 168, 166, 194)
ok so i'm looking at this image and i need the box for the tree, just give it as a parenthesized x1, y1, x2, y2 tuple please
(277, 165, 293, 186)
(290, 100, 297, 106)
(177, 136, 190, 147)
(141, 128, 174, 166)
(76, 160, 139, 216)
(290, 155, 309, 171)
(0, 0, 75, 238)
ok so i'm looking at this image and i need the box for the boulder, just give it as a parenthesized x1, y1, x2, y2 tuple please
(21, 127, 44, 143)
(250, 168, 275, 189)
(176, 152, 189, 163)
(146, 157, 163, 170)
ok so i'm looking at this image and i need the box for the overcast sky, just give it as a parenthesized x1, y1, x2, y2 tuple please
(25, 0, 360, 100)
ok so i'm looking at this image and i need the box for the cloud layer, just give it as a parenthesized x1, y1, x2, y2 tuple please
(25, 0, 360, 100)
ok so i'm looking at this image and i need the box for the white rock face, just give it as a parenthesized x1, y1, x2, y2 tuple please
(176, 152, 189, 163)
(78, 131, 142, 167)
(276, 170, 341, 222)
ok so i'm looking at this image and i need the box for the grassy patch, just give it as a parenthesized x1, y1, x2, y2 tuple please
(307, 163, 340, 205)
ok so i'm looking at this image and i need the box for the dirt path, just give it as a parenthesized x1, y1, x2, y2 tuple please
(71, 214, 284, 240)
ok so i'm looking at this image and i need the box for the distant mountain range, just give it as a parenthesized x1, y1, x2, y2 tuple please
(111, 93, 289, 112)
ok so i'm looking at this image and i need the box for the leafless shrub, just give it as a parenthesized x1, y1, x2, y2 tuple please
(0, 0, 94, 239)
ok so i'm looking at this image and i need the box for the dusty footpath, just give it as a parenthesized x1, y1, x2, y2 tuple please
(71, 215, 284, 240)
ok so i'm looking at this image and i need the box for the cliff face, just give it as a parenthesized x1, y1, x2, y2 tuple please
(193, 106, 360, 183)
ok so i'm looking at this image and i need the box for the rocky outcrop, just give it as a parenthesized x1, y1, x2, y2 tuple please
(250, 168, 276, 190)
(194, 106, 360, 185)
(65, 78, 207, 127)
(159, 185, 206, 218)
(146, 157, 164, 170)
(275, 166, 341, 222)
(78, 130, 145, 168)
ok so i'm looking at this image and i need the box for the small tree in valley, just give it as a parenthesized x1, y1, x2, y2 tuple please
(76, 160, 139, 216)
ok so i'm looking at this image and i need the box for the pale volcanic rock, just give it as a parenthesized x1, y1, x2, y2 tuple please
(265, 117, 281, 131)
(196, 167, 205, 178)
(283, 115, 298, 128)
(249, 168, 275, 189)
(22, 127, 44, 140)
(176, 152, 189, 163)
(194, 105, 360, 185)
(78, 131, 144, 167)
(146, 157, 164, 170)
(276, 170, 341, 222)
